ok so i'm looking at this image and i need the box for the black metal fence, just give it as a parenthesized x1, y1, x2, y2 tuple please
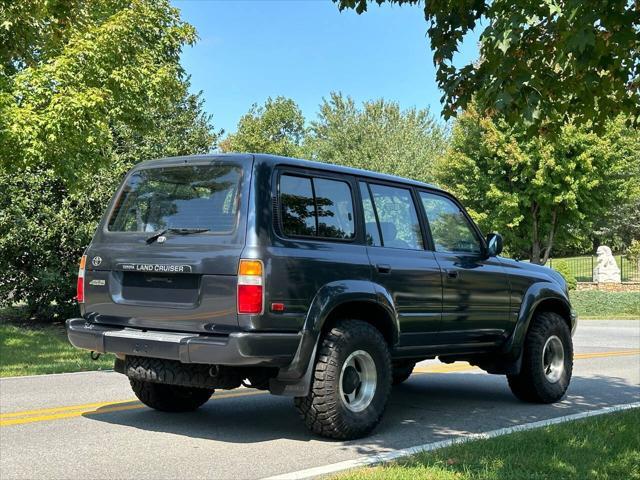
(548, 255, 640, 282)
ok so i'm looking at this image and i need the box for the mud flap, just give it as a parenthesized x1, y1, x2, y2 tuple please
(269, 341, 318, 397)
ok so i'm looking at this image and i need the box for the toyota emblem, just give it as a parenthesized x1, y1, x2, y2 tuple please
(92, 256, 102, 267)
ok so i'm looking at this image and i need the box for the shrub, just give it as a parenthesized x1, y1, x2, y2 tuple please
(553, 260, 577, 290)
(627, 239, 640, 263)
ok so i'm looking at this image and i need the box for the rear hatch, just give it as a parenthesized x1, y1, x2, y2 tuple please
(82, 155, 253, 334)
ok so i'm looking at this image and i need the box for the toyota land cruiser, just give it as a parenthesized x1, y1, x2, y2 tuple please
(67, 153, 576, 439)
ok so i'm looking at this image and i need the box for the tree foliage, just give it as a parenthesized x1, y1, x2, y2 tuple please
(307, 92, 447, 184)
(0, 0, 205, 180)
(219, 96, 306, 157)
(436, 108, 637, 264)
(337, 0, 640, 131)
(0, 0, 218, 319)
(592, 129, 640, 251)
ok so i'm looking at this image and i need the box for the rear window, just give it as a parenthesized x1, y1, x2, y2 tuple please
(107, 164, 242, 233)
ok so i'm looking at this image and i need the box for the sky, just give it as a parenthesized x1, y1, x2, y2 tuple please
(174, 0, 481, 135)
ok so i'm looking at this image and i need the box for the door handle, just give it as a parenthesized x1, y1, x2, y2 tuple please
(376, 264, 392, 274)
(446, 269, 459, 280)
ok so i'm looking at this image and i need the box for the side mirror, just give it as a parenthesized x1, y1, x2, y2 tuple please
(486, 233, 503, 257)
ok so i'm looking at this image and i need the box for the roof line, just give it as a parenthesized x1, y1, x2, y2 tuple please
(136, 153, 443, 191)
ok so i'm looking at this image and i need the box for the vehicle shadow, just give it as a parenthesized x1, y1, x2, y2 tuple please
(82, 372, 640, 450)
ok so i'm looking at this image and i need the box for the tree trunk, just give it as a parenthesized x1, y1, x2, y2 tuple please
(541, 208, 558, 265)
(530, 203, 542, 264)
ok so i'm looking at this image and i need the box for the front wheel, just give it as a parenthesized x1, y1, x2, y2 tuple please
(294, 319, 392, 440)
(507, 311, 573, 403)
(130, 379, 214, 412)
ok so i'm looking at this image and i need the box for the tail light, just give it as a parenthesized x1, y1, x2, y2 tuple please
(76, 255, 87, 303)
(237, 259, 263, 314)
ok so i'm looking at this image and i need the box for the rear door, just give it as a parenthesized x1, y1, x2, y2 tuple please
(418, 190, 510, 347)
(359, 181, 442, 349)
(82, 156, 252, 334)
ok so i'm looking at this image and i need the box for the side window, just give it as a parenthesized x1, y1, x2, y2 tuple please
(280, 175, 316, 236)
(420, 192, 482, 254)
(279, 174, 355, 240)
(359, 182, 381, 246)
(314, 178, 355, 239)
(369, 184, 423, 250)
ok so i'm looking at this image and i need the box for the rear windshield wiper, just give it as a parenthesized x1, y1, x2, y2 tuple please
(146, 227, 210, 244)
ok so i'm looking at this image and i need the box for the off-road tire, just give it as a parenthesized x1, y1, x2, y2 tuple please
(130, 379, 213, 412)
(507, 311, 573, 403)
(392, 361, 415, 385)
(294, 319, 392, 440)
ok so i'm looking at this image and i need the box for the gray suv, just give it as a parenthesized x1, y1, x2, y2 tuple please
(67, 154, 576, 439)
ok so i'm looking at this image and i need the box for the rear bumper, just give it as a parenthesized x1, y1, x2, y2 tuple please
(66, 318, 300, 367)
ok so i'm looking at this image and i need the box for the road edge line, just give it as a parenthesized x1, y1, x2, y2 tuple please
(263, 402, 640, 480)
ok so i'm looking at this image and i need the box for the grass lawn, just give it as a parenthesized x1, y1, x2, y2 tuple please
(0, 322, 113, 377)
(570, 290, 640, 319)
(336, 409, 640, 480)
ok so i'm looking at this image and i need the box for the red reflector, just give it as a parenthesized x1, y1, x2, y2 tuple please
(238, 285, 263, 314)
(271, 302, 285, 312)
(76, 276, 85, 303)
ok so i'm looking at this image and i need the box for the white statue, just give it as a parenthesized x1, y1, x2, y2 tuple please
(593, 246, 621, 283)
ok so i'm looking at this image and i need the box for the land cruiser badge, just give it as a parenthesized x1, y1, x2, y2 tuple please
(117, 263, 192, 273)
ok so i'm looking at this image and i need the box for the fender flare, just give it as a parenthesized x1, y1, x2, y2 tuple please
(302, 280, 399, 342)
(269, 279, 399, 396)
(502, 281, 573, 361)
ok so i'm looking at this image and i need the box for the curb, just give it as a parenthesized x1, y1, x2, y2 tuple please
(264, 402, 640, 480)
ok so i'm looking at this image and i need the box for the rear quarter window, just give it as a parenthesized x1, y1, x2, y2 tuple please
(279, 173, 355, 240)
(107, 164, 242, 233)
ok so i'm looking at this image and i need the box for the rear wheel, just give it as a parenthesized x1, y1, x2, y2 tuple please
(392, 361, 416, 385)
(130, 379, 214, 412)
(507, 311, 573, 403)
(294, 319, 392, 440)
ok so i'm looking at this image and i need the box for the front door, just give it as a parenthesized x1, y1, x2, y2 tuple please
(359, 182, 442, 348)
(418, 191, 511, 348)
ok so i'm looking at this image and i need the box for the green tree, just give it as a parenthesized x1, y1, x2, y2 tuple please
(337, 0, 639, 131)
(219, 96, 306, 157)
(0, 0, 218, 320)
(436, 108, 635, 264)
(592, 125, 640, 251)
(307, 92, 447, 184)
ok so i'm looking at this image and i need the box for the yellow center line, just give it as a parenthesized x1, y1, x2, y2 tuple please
(0, 399, 141, 419)
(414, 363, 478, 374)
(2, 349, 638, 427)
(0, 404, 146, 427)
(575, 349, 640, 359)
(0, 390, 265, 426)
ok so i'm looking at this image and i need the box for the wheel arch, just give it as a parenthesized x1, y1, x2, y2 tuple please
(322, 299, 398, 346)
(532, 297, 573, 332)
(503, 282, 574, 360)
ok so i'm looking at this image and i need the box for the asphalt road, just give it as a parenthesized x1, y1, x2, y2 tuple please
(1, 320, 639, 480)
